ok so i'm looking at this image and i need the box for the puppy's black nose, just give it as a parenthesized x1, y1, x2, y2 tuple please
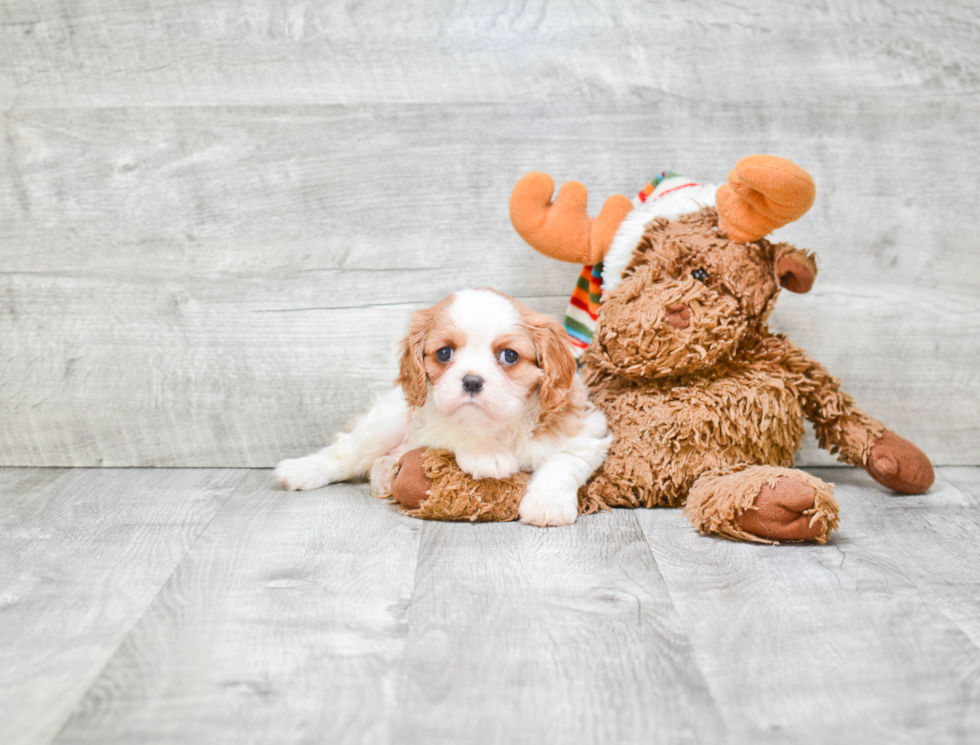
(462, 375, 484, 394)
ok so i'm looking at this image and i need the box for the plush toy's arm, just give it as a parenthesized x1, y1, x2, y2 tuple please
(780, 340, 885, 465)
(773, 337, 934, 494)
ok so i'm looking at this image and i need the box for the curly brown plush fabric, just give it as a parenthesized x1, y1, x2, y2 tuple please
(387, 448, 530, 522)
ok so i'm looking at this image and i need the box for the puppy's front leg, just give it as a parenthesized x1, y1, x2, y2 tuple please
(276, 387, 408, 491)
(519, 433, 610, 527)
(520, 406, 612, 526)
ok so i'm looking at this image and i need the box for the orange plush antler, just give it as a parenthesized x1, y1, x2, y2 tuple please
(716, 155, 816, 243)
(509, 173, 633, 265)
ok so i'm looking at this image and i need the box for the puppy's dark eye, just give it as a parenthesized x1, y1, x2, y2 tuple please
(692, 268, 709, 282)
(435, 346, 453, 363)
(498, 349, 518, 365)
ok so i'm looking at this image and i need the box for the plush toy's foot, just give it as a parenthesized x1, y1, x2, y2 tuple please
(865, 431, 934, 495)
(684, 465, 839, 544)
(386, 448, 428, 508)
(733, 477, 830, 542)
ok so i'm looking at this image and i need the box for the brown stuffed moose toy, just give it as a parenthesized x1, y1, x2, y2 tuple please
(387, 156, 934, 544)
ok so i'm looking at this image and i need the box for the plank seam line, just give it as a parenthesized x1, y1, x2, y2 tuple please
(386, 515, 430, 720)
(46, 468, 250, 744)
(631, 510, 732, 737)
(936, 469, 980, 504)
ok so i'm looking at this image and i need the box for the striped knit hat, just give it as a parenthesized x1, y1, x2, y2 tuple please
(562, 171, 718, 358)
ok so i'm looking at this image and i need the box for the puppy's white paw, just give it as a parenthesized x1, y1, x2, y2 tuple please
(456, 450, 520, 480)
(275, 456, 333, 491)
(369, 455, 399, 496)
(518, 484, 579, 527)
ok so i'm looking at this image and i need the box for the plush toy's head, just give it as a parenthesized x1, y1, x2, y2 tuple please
(509, 155, 819, 379)
(585, 209, 817, 381)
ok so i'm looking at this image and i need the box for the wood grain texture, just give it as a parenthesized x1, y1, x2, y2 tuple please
(0, 467, 243, 745)
(1, 1, 978, 466)
(52, 473, 422, 745)
(2, 466, 980, 744)
(635, 471, 980, 744)
(811, 467, 980, 651)
(2, 274, 974, 466)
(391, 511, 724, 745)
(1, 1, 978, 108)
(942, 467, 980, 502)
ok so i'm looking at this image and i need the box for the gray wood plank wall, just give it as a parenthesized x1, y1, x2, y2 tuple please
(2, 1, 978, 467)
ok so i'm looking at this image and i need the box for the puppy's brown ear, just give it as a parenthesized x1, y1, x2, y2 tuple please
(773, 243, 818, 294)
(530, 312, 577, 419)
(397, 307, 434, 407)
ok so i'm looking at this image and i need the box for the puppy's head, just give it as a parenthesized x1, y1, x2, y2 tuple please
(397, 289, 575, 423)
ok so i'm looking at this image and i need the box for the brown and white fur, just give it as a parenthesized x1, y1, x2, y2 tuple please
(275, 288, 611, 526)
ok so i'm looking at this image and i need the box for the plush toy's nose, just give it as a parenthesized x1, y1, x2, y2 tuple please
(666, 303, 691, 330)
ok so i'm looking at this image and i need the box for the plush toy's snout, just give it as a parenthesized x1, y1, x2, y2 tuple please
(666, 303, 691, 329)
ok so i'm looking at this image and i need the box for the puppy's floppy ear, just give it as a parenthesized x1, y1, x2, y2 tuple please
(397, 306, 434, 407)
(530, 312, 576, 418)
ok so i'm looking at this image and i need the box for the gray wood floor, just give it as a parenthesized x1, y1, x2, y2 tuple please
(2, 467, 979, 745)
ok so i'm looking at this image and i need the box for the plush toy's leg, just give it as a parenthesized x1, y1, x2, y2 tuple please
(684, 465, 839, 544)
(388, 448, 530, 522)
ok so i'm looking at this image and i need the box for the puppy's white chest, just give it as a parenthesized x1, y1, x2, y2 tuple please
(407, 403, 534, 467)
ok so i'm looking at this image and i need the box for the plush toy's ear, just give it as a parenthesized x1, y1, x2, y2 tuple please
(716, 155, 816, 243)
(773, 244, 818, 294)
(528, 311, 577, 419)
(396, 307, 434, 407)
(510, 172, 633, 265)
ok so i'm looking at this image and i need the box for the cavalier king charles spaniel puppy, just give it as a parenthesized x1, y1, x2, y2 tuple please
(275, 288, 611, 526)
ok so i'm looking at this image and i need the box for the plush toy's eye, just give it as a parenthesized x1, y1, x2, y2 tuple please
(498, 349, 519, 365)
(692, 268, 709, 282)
(435, 346, 453, 363)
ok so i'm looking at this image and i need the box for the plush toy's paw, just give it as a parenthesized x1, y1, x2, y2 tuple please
(390, 448, 432, 510)
(734, 477, 829, 542)
(369, 455, 399, 497)
(518, 484, 578, 527)
(456, 450, 520, 480)
(865, 431, 935, 495)
(686, 465, 838, 544)
(275, 456, 335, 491)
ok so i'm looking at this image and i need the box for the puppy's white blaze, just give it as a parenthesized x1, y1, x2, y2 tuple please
(448, 289, 522, 346)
